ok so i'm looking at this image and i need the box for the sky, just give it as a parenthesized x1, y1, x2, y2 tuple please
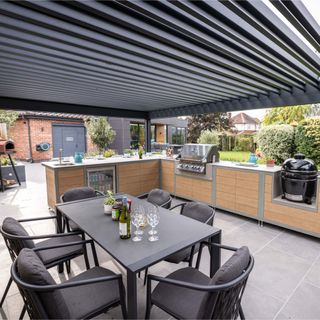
(232, 0, 320, 121)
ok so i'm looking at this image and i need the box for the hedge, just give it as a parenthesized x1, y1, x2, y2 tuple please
(295, 117, 320, 166)
(256, 125, 294, 164)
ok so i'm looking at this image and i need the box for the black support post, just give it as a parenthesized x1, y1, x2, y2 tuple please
(145, 119, 151, 152)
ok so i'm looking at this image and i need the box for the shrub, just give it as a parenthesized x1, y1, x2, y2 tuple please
(234, 135, 255, 152)
(295, 117, 320, 166)
(197, 129, 219, 145)
(257, 125, 294, 164)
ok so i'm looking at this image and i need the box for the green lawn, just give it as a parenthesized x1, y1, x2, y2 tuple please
(219, 151, 251, 162)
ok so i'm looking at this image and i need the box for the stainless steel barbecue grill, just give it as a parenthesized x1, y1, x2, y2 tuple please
(177, 144, 219, 174)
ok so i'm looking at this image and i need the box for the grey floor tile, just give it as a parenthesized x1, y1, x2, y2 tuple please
(269, 230, 320, 262)
(241, 282, 283, 319)
(222, 221, 280, 254)
(249, 246, 311, 301)
(276, 281, 320, 319)
(305, 256, 320, 288)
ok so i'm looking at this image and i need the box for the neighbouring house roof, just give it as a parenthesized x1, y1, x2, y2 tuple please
(230, 112, 260, 125)
(17, 111, 89, 121)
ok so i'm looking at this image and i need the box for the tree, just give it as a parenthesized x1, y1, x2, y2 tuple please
(86, 117, 116, 154)
(197, 129, 219, 145)
(0, 109, 18, 127)
(263, 105, 311, 125)
(188, 112, 231, 143)
(307, 104, 320, 117)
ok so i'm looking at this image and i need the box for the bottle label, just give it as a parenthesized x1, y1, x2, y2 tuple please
(119, 222, 127, 236)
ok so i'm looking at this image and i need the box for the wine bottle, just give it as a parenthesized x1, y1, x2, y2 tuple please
(119, 197, 131, 239)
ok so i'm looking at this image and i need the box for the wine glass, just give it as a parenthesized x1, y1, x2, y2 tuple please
(147, 205, 160, 242)
(131, 206, 143, 242)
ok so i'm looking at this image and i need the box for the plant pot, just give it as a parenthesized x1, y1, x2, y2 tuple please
(104, 204, 112, 215)
(139, 154, 143, 159)
(266, 159, 275, 167)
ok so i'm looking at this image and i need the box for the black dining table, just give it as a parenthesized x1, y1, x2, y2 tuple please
(55, 196, 221, 319)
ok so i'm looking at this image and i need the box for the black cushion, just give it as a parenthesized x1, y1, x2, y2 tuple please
(61, 266, 120, 319)
(35, 235, 83, 265)
(199, 246, 250, 319)
(182, 202, 214, 224)
(62, 187, 96, 202)
(165, 247, 191, 264)
(211, 246, 250, 285)
(16, 248, 70, 319)
(2, 217, 35, 252)
(147, 189, 171, 208)
(151, 267, 210, 319)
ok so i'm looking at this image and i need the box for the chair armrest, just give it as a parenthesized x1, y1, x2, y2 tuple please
(95, 190, 105, 196)
(11, 260, 123, 292)
(33, 239, 95, 252)
(169, 202, 187, 212)
(18, 215, 57, 223)
(160, 196, 172, 209)
(148, 273, 245, 292)
(2, 230, 83, 241)
(137, 192, 149, 199)
(195, 241, 238, 270)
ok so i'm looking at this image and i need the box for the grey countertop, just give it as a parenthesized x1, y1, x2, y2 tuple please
(42, 154, 166, 169)
(210, 161, 282, 173)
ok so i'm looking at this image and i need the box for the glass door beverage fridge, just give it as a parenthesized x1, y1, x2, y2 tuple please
(87, 166, 116, 194)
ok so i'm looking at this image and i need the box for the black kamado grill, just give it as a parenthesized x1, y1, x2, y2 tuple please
(281, 153, 318, 205)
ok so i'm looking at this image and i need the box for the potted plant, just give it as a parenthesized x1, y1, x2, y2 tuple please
(266, 158, 276, 167)
(104, 190, 115, 215)
(138, 145, 144, 159)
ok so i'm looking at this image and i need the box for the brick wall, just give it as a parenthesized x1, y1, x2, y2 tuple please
(8, 118, 94, 161)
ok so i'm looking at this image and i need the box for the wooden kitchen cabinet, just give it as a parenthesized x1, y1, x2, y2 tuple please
(161, 160, 175, 193)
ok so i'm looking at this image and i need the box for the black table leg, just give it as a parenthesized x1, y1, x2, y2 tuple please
(0, 162, 4, 192)
(55, 207, 64, 273)
(8, 153, 21, 185)
(210, 230, 221, 278)
(127, 270, 138, 319)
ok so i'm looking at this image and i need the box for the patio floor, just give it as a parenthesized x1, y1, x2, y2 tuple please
(1, 162, 320, 319)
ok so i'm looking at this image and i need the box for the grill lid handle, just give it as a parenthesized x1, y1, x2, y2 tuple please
(294, 153, 305, 160)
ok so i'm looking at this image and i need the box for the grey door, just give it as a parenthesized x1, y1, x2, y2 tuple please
(52, 125, 86, 157)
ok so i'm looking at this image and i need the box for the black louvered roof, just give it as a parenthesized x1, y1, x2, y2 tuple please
(0, 0, 319, 119)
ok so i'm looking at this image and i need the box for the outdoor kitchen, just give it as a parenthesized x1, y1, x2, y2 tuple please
(43, 144, 320, 238)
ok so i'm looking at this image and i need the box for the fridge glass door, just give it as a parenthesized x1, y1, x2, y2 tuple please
(87, 167, 116, 194)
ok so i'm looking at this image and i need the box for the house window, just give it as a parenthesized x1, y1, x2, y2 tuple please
(130, 123, 145, 149)
(151, 125, 156, 143)
(171, 127, 186, 145)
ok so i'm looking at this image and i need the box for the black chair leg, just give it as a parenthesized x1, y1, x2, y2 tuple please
(65, 260, 71, 274)
(19, 305, 26, 320)
(239, 305, 245, 320)
(143, 267, 149, 286)
(0, 277, 13, 307)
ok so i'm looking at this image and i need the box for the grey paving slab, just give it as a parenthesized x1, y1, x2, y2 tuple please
(276, 281, 320, 320)
(241, 282, 283, 319)
(305, 256, 320, 288)
(269, 230, 320, 262)
(249, 246, 311, 301)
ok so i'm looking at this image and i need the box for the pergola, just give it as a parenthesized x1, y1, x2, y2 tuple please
(0, 0, 319, 149)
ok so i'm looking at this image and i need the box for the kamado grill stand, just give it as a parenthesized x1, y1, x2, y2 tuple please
(0, 140, 21, 192)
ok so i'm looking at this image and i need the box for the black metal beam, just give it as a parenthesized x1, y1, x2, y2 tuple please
(0, 97, 149, 119)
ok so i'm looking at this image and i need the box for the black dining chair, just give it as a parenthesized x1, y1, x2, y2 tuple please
(11, 247, 127, 319)
(146, 242, 254, 320)
(0, 215, 95, 316)
(143, 201, 215, 285)
(60, 186, 105, 231)
(138, 188, 172, 209)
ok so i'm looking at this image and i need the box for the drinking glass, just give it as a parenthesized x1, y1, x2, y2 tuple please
(147, 205, 160, 242)
(131, 206, 143, 242)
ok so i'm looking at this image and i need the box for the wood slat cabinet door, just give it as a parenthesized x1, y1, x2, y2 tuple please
(161, 160, 174, 193)
(57, 168, 85, 198)
(216, 168, 236, 210)
(235, 171, 259, 217)
(118, 161, 160, 196)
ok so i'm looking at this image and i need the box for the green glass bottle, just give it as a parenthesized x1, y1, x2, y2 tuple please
(119, 197, 131, 239)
